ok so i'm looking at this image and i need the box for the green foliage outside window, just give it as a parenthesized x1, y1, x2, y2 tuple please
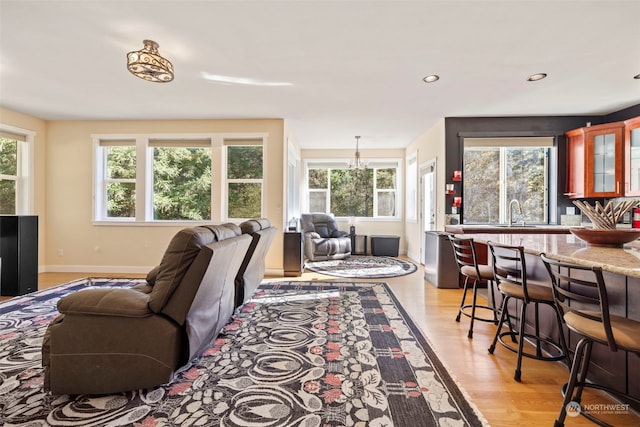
(227, 146, 263, 219)
(331, 169, 374, 217)
(0, 138, 17, 214)
(308, 166, 398, 217)
(228, 146, 262, 179)
(228, 182, 262, 218)
(463, 147, 546, 223)
(153, 147, 211, 220)
(105, 145, 212, 220)
(106, 146, 136, 218)
(309, 169, 328, 189)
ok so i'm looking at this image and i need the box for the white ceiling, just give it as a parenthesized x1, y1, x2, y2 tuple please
(1, 0, 639, 149)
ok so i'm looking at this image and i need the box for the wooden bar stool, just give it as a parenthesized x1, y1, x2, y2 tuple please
(541, 254, 640, 426)
(448, 235, 499, 339)
(487, 242, 568, 382)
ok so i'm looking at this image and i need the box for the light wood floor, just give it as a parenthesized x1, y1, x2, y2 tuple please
(28, 264, 640, 426)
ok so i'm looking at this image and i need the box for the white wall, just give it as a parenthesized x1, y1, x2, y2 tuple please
(0, 110, 287, 275)
(404, 119, 446, 263)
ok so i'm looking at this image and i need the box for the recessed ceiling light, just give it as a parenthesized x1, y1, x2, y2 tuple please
(634, 74, 640, 80)
(422, 75, 439, 83)
(527, 73, 548, 82)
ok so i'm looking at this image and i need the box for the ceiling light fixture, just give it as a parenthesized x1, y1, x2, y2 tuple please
(422, 74, 440, 83)
(634, 74, 640, 80)
(527, 73, 547, 82)
(348, 136, 368, 169)
(127, 40, 174, 83)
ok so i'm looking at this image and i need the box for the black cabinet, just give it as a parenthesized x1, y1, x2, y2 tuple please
(0, 215, 38, 296)
(283, 232, 303, 277)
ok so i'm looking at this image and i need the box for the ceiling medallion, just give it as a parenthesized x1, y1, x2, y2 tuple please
(127, 40, 174, 83)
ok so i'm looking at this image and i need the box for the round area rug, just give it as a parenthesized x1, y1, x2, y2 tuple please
(305, 255, 417, 278)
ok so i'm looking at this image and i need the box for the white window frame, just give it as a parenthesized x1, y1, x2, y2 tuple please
(462, 137, 554, 224)
(94, 132, 267, 225)
(223, 137, 266, 221)
(304, 159, 402, 219)
(0, 124, 36, 215)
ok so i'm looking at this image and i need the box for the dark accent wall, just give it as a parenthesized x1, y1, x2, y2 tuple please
(444, 104, 640, 223)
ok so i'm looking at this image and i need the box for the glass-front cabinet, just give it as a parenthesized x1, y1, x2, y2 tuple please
(625, 116, 640, 196)
(566, 122, 624, 198)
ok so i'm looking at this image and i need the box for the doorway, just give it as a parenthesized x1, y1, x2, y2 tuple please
(419, 159, 436, 263)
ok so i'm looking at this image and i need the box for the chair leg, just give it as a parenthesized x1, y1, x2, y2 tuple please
(552, 303, 570, 367)
(555, 338, 591, 427)
(456, 276, 470, 323)
(534, 303, 543, 358)
(514, 301, 527, 382)
(468, 278, 479, 339)
(488, 296, 509, 354)
(487, 280, 502, 325)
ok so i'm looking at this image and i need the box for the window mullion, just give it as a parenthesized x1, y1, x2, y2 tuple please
(138, 138, 148, 221)
(499, 148, 507, 223)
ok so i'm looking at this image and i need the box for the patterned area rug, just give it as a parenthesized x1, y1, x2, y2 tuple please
(305, 255, 417, 278)
(0, 278, 486, 426)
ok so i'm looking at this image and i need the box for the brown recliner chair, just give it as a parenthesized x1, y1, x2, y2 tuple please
(235, 218, 277, 308)
(41, 224, 252, 395)
(300, 213, 351, 261)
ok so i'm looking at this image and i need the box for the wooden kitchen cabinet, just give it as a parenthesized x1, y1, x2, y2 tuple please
(565, 121, 624, 198)
(624, 116, 640, 196)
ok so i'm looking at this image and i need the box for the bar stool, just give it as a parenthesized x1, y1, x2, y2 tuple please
(487, 242, 568, 382)
(448, 235, 499, 339)
(541, 254, 640, 427)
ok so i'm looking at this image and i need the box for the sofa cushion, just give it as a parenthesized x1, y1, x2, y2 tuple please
(148, 224, 240, 314)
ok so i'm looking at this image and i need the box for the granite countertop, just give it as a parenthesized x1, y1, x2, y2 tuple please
(444, 225, 574, 234)
(457, 232, 640, 278)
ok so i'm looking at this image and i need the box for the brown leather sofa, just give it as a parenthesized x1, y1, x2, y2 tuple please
(235, 218, 277, 308)
(42, 223, 252, 395)
(300, 213, 351, 261)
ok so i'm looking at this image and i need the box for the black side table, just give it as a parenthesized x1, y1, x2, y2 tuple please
(350, 234, 368, 255)
(283, 231, 304, 276)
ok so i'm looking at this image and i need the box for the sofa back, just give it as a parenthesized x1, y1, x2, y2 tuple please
(147, 223, 252, 360)
(183, 232, 251, 359)
(300, 213, 340, 238)
(149, 224, 238, 317)
(235, 218, 277, 307)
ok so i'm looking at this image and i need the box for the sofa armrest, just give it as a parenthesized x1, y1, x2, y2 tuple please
(57, 288, 152, 318)
(306, 231, 321, 239)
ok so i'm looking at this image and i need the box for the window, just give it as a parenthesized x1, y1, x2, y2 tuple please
(306, 161, 400, 218)
(0, 138, 18, 214)
(94, 133, 265, 223)
(463, 137, 553, 224)
(150, 139, 211, 220)
(0, 126, 34, 215)
(225, 140, 263, 219)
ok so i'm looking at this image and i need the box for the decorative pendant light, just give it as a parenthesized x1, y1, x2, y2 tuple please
(127, 40, 174, 83)
(348, 136, 368, 169)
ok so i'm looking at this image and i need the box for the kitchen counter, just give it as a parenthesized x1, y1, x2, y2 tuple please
(444, 224, 574, 234)
(453, 231, 640, 403)
(456, 232, 640, 278)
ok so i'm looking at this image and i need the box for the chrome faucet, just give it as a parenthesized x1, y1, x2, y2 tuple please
(508, 199, 523, 226)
